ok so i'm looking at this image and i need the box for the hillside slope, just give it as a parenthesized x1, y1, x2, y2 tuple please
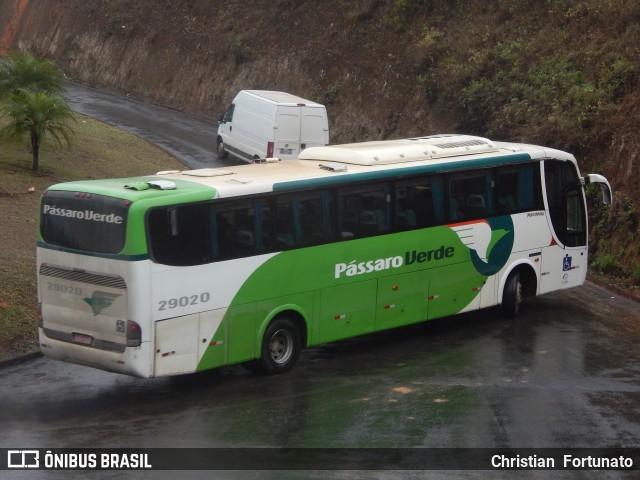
(1, 0, 638, 283)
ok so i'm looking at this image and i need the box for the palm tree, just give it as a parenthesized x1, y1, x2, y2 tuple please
(0, 89, 75, 171)
(0, 51, 64, 97)
(0, 51, 73, 171)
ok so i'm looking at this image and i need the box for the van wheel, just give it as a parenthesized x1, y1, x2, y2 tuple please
(502, 271, 522, 318)
(216, 137, 228, 159)
(258, 317, 301, 374)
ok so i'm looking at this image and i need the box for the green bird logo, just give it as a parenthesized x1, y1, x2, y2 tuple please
(84, 291, 121, 316)
(449, 216, 515, 277)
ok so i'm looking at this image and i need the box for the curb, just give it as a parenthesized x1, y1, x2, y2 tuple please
(586, 276, 640, 304)
(0, 351, 42, 370)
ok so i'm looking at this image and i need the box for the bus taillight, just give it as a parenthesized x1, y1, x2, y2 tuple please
(126, 320, 142, 347)
(267, 141, 274, 158)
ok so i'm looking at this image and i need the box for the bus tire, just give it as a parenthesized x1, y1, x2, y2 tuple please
(502, 271, 522, 318)
(258, 317, 301, 374)
(217, 137, 228, 159)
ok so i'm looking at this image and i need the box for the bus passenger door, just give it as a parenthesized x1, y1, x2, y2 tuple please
(540, 160, 588, 293)
(540, 245, 587, 294)
(376, 271, 429, 331)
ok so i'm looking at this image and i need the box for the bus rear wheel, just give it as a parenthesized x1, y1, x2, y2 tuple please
(258, 317, 301, 374)
(502, 271, 522, 318)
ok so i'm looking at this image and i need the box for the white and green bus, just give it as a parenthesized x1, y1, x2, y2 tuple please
(37, 134, 612, 377)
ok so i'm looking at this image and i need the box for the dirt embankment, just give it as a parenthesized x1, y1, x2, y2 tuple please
(1, 0, 638, 284)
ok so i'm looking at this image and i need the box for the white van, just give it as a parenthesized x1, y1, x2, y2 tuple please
(217, 90, 329, 161)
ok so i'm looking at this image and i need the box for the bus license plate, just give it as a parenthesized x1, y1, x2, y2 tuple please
(73, 333, 93, 345)
(279, 148, 293, 155)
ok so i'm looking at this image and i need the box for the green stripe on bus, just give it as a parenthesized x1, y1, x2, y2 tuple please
(45, 177, 217, 201)
(196, 216, 516, 371)
(273, 153, 532, 191)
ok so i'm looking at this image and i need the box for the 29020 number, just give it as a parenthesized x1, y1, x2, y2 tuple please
(158, 292, 211, 311)
(47, 282, 82, 295)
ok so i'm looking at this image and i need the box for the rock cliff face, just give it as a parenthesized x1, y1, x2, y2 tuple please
(1, 0, 639, 283)
(1, 0, 451, 143)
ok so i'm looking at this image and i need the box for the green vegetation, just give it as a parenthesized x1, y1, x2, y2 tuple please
(400, 0, 639, 157)
(0, 114, 184, 358)
(1, 89, 75, 171)
(0, 51, 64, 95)
(382, 0, 638, 285)
(0, 52, 75, 171)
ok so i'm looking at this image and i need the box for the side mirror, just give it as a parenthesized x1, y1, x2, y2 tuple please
(583, 174, 612, 205)
(217, 113, 225, 124)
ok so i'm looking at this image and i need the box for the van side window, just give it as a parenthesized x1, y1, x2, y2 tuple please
(339, 183, 390, 239)
(224, 104, 235, 123)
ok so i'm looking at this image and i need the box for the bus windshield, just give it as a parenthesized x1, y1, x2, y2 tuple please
(40, 190, 129, 254)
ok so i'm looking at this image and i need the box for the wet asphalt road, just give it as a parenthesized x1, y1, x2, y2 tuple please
(1, 283, 639, 479)
(64, 82, 237, 170)
(1, 84, 639, 478)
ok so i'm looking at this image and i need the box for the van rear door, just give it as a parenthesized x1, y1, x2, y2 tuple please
(301, 107, 329, 150)
(275, 106, 329, 159)
(274, 107, 302, 159)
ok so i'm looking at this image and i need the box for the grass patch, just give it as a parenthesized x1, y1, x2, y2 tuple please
(0, 113, 184, 359)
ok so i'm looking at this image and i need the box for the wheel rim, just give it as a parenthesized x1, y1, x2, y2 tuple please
(269, 329, 293, 365)
(217, 141, 225, 155)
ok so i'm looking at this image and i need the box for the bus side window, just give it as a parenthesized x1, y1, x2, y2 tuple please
(448, 170, 494, 221)
(395, 176, 444, 231)
(276, 191, 333, 249)
(276, 200, 297, 249)
(212, 199, 273, 260)
(148, 204, 210, 266)
(496, 163, 543, 213)
(339, 183, 390, 239)
(255, 203, 273, 253)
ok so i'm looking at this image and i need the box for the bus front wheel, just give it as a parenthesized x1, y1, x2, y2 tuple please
(502, 271, 522, 318)
(258, 317, 301, 374)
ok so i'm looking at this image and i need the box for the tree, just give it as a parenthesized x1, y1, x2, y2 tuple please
(0, 51, 63, 97)
(0, 51, 73, 171)
(0, 89, 75, 171)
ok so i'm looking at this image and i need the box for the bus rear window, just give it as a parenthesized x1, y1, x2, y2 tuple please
(40, 191, 129, 254)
